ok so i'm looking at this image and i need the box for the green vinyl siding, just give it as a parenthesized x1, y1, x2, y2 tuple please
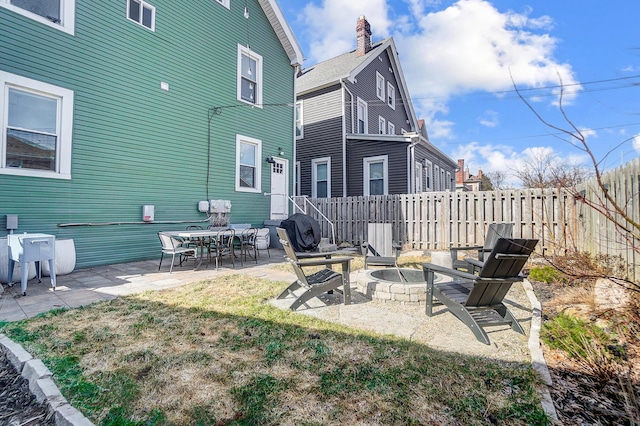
(0, 0, 296, 267)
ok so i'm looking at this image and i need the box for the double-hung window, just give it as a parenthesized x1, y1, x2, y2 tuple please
(238, 45, 263, 106)
(0, 72, 74, 179)
(127, 0, 155, 30)
(364, 155, 388, 196)
(415, 161, 423, 193)
(376, 72, 385, 101)
(356, 98, 368, 134)
(312, 157, 330, 198)
(387, 122, 395, 135)
(0, 0, 76, 34)
(387, 82, 395, 109)
(215, 0, 230, 8)
(295, 101, 303, 139)
(378, 116, 386, 134)
(235, 135, 262, 193)
(424, 160, 432, 191)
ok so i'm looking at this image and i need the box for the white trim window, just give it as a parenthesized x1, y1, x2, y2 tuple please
(387, 122, 395, 135)
(364, 155, 388, 196)
(376, 72, 385, 101)
(0, 72, 74, 179)
(0, 0, 75, 35)
(127, 0, 155, 31)
(312, 157, 330, 198)
(387, 82, 395, 109)
(378, 116, 386, 134)
(215, 0, 230, 9)
(434, 164, 440, 190)
(295, 100, 303, 139)
(424, 160, 432, 191)
(415, 161, 423, 193)
(294, 161, 301, 196)
(446, 171, 452, 191)
(235, 135, 262, 193)
(237, 45, 263, 106)
(441, 169, 446, 191)
(356, 97, 368, 134)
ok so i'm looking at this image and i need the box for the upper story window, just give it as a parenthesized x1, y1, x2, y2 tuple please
(378, 116, 386, 134)
(424, 160, 432, 190)
(0, 71, 74, 179)
(364, 155, 388, 196)
(215, 0, 230, 9)
(0, 0, 76, 34)
(235, 134, 262, 193)
(415, 161, 423, 193)
(387, 82, 396, 109)
(237, 45, 263, 106)
(312, 157, 331, 198)
(376, 72, 385, 101)
(127, 0, 155, 31)
(295, 101, 303, 139)
(356, 98, 368, 134)
(387, 122, 395, 135)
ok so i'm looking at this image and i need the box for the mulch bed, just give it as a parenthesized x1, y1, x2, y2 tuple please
(0, 349, 55, 426)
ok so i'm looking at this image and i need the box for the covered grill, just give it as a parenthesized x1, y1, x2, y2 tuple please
(279, 213, 321, 252)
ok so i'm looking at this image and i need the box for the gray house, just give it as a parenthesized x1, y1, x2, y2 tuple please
(295, 16, 456, 198)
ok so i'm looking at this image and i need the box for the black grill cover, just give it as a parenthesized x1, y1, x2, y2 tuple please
(280, 213, 321, 252)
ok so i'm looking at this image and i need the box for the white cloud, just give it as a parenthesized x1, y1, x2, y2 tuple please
(297, 0, 580, 139)
(633, 134, 640, 153)
(478, 110, 499, 128)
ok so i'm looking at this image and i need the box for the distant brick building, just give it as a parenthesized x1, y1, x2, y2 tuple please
(456, 159, 484, 191)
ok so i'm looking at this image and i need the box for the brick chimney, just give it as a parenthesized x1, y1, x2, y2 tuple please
(356, 15, 371, 56)
(456, 159, 465, 184)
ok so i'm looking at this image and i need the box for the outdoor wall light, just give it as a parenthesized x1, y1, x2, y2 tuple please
(266, 156, 276, 164)
(278, 147, 284, 156)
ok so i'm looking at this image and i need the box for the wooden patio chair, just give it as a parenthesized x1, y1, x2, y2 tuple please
(276, 227, 354, 311)
(450, 223, 514, 272)
(361, 223, 402, 269)
(423, 237, 538, 345)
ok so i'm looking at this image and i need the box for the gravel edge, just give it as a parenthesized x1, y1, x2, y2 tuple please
(522, 279, 560, 424)
(0, 334, 94, 426)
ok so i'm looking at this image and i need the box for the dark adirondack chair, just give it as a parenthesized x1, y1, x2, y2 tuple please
(450, 223, 514, 272)
(423, 238, 538, 345)
(361, 223, 401, 269)
(276, 228, 353, 311)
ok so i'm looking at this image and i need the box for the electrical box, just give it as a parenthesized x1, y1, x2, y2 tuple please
(209, 200, 231, 213)
(197, 201, 209, 213)
(6, 214, 18, 231)
(142, 205, 155, 222)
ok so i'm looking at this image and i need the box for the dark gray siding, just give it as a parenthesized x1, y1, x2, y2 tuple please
(347, 139, 409, 196)
(344, 48, 412, 135)
(296, 85, 344, 197)
(415, 143, 457, 191)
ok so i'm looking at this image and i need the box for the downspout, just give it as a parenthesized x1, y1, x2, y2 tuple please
(406, 134, 420, 193)
(341, 78, 354, 197)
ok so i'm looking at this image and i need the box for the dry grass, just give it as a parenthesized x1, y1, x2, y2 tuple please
(1, 271, 547, 425)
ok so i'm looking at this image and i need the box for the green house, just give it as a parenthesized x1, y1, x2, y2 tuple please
(0, 0, 302, 268)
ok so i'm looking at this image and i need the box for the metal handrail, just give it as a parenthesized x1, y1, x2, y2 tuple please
(263, 193, 335, 245)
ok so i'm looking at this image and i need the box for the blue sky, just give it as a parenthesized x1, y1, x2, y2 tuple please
(276, 0, 640, 185)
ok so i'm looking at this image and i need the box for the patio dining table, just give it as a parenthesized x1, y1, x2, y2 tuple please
(164, 228, 227, 270)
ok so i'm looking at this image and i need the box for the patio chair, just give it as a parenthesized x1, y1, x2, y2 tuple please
(238, 227, 258, 265)
(276, 227, 354, 311)
(361, 223, 401, 269)
(158, 232, 197, 273)
(423, 237, 538, 345)
(210, 229, 236, 270)
(450, 223, 513, 272)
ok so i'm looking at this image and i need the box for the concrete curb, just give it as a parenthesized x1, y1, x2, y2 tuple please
(0, 333, 95, 426)
(522, 280, 559, 424)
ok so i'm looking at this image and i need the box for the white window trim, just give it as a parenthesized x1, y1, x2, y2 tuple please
(378, 116, 386, 134)
(0, 71, 73, 180)
(375, 71, 385, 101)
(356, 97, 368, 134)
(295, 100, 303, 140)
(434, 164, 440, 190)
(237, 44, 263, 107)
(0, 0, 75, 35)
(387, 82, 396, 109)
(363, 155, 388, 196)
(415, 161, 423, 193)
(235, 134, 262, 193)
(126, 0, 155, 31)
(295, 160, 301, 196)
(446, 171, 452, 191)
(424, 159, 432, 191)
(311, 157, 331, 198)
(387, 122, 395, 135)
(215, 0, 230, 9)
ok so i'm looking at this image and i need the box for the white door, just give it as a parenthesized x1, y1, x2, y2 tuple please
(270, 157, 288, 220)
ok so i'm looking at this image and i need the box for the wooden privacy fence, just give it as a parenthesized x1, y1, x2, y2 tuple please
(292, 158, 639, 281)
